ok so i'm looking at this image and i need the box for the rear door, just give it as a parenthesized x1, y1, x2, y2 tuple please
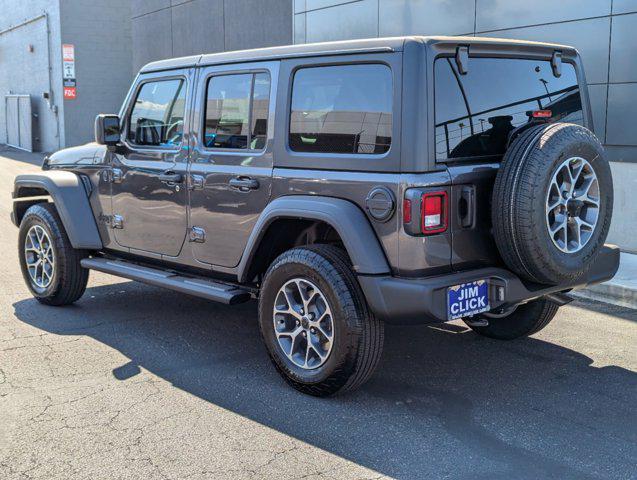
(187, 61, 278, 267)
(111, 69, 193, 257)
(433, 55, 585, 270)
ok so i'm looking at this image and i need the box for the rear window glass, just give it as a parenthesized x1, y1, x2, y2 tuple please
(434, 57, 582, 161)
(204, 72, 271, 150)
(290, 64, 392, 155)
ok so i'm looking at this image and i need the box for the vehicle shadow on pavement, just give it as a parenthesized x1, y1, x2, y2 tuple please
(0, 146, 45, 167)
(12, 282, 637, 480)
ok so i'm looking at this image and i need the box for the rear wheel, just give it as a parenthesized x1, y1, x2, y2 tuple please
(463, 298, 559, 340)
(258, 245, 384, 396)
(18, 203, 89, 306)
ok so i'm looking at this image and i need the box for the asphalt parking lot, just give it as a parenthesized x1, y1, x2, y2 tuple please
(1, 148, 636, 479)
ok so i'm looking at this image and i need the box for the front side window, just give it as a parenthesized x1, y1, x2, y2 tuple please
(435, 57, 582, 161)
(290, 64, 393, 155)
(128, 79, 186, 147)
(204, 72, 271, 150)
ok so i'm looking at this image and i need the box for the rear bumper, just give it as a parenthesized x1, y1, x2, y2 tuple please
(358, 245, 620, 325)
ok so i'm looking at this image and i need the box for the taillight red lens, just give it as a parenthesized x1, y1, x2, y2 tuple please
(421, 191, 447, 234)
(403, 198, 412, 224)
(532, 109, 552, 118)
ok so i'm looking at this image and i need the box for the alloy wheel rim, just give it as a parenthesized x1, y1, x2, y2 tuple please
(24, 225, 55, 289)
(272, 278, 334, 370)
(545, 156, 600, 253)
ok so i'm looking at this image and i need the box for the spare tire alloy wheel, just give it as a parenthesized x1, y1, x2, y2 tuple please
(546, 156, 599, 253)
(24, 225, 55, 291)
(491, 123, 613, 285)
(273, 278, 334, 369)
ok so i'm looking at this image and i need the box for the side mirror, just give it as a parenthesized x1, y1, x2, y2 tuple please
(95, 114, 120, 145)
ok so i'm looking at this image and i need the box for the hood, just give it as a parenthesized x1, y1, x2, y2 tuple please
(44, 143, 106, 168)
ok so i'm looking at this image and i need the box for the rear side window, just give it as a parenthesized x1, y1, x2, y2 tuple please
(128, 79, 186, 147)
(290, 64, 392, 155)
(204, 72, 271, 150)
(434, 57, 582, 161)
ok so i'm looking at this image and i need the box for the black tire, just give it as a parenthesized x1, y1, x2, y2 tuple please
(18, 203, 89, 306)
(464, 298, 559, 340)
(492, 123, 613, 284)
(258, 244, 384, 396)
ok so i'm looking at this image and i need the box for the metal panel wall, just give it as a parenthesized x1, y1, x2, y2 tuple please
(131, 0, 293, 72)
(305, 0, 378, 42)
(609, 13, 637, 84)
(475, 0, 611, 32)
(379, 0, 475, 36)
(476, 17, 611, 85)
(59, 0, 133, 149)
(613, 0, 637, 15)
(171, 0, 225, 58)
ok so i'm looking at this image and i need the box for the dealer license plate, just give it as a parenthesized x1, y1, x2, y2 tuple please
(447, 280, 490, 320)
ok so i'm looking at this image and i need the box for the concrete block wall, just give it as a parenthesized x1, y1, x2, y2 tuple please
(293, 0, 637, 252)
(131, 0, 293, 72)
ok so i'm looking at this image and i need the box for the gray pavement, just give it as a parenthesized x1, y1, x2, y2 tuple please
(0, 147, 636, 480)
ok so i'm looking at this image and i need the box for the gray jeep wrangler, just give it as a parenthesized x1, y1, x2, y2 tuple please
(12, 37, 619, 396)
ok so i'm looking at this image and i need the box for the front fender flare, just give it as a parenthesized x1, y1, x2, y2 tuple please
(13, 171, 103, 250)
(237, 195, 390, 283)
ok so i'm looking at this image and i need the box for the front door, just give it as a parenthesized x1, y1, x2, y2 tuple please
(111, 70, 193, 257)
(188, 62, 277, 267)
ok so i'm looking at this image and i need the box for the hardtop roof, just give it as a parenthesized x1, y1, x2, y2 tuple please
(139, 35, 577, 73)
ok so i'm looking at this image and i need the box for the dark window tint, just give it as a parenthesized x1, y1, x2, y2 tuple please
(204, 72, 271, 150)
(290, 64, 392, 154)
(128, 79, 186, 147)
(435, 57, 582, 161)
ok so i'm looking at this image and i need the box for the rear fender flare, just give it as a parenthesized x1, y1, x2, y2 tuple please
(12, 171, 102, 250)
(237, 195, 390, 283)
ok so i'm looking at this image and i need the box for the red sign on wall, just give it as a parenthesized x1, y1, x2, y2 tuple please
(62, 44, 76, 100)
(64, 87, 76, 99)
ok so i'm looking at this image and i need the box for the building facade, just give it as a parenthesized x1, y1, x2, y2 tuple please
(0, 0, 132, 152)
(293, 0, 637, 251)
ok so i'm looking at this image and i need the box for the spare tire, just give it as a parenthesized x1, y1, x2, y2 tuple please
(492, 123, 613, 285)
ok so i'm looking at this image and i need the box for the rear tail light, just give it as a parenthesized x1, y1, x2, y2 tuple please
(421, 191, 447, 234)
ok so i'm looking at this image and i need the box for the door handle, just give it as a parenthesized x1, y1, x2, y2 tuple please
(159, 171, 183, 184)
(229, 177, 259, 191)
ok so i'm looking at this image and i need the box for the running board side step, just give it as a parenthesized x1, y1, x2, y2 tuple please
(80, 257, 251, 305)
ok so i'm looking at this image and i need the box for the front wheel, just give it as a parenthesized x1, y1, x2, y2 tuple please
(258, 245, 384, 396)
(463, 298, 559, 340)
(18, 203, 89, 306)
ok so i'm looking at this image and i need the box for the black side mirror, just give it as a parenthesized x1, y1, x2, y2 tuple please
(95, 114, 120, 145)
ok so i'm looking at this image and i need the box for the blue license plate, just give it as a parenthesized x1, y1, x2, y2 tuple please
(447, 280, 490, 320)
